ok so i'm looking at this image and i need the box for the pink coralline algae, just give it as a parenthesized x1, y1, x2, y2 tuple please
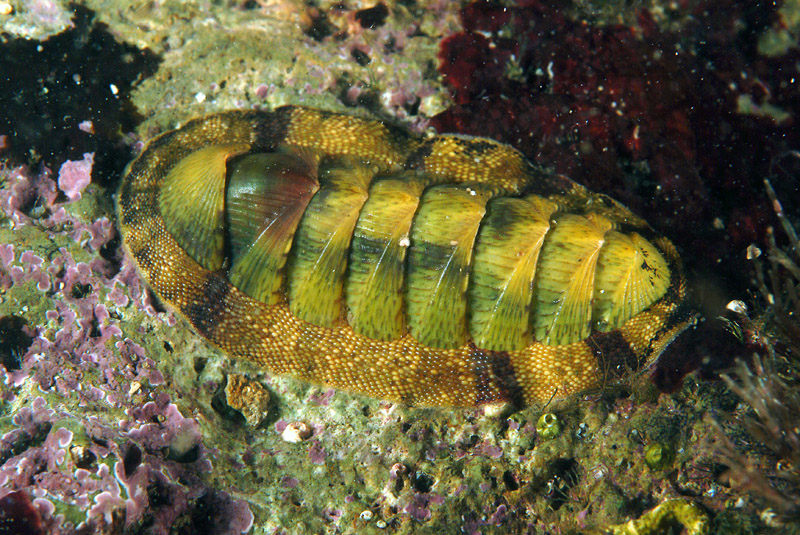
(0, 388, 253, 535)
(308, 440, 327, 465)
(77, 120, 95, 134)
(57, 152, 94, 202)
(0, 164, 113, 254)
(0, 164, 254, 534)
(473, 440, 503, 460)
(1, 166, 57, 225)
(401, 492, 445, 523)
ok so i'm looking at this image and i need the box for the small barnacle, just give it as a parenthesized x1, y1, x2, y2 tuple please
(281, 421, 313, 443)
(644, 442, 674, 471)
(536, 412, 562, 440)
(69, 445, 97, 469)
(575, 422, 589, 440)
(389, 462, 407, 479)
(504, 414, 528, 446)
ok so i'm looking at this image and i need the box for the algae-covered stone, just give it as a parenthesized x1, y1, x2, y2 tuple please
(225, 373, 271, 428)
(644, 442, 674, 471)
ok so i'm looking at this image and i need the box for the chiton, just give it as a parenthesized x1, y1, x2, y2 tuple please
(117, 106, 696, 407)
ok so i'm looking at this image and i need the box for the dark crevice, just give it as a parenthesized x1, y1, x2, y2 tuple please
(412, 471, 434, 493)
(0, 316, 33, 371)
(123, 443, 142, 477)
(0, 4, 160, 187)
(543, 458, 580, 511)
(98, 234, 123, 278)
(302, 7, 335, 42)
(355, 3, 389, 29)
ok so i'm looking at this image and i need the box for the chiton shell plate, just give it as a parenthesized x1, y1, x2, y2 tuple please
(117, 106, 696, 406)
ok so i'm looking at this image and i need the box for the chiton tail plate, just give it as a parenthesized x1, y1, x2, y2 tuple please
(117, 106, 697, 407)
